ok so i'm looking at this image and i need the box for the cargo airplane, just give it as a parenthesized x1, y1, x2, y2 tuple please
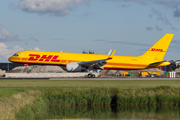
(9, 34, 174, 77)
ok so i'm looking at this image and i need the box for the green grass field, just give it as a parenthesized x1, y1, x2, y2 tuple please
(1, 79, 180, 120)
(0, 79, 180, 88)
(0, 79, 180, 97)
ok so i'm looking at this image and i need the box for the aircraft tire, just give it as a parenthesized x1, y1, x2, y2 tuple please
(88, 74, 92, 78)
(91, 74, 95, 78)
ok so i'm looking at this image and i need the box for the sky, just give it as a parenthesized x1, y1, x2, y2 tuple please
(1, 0, 180, 62)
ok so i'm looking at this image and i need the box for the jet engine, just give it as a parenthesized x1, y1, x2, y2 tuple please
(66, 62, 86, 72)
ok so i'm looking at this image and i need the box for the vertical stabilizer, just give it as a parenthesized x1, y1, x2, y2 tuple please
(140, 34, 174, 60)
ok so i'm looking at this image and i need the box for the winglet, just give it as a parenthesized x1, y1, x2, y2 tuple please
(108, 49, 116, 59)
(107, 49, 112, 55)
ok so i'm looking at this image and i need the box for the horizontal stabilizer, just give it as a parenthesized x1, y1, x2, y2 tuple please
(149, 60, 170, 66)
(149, 61, 166, 66)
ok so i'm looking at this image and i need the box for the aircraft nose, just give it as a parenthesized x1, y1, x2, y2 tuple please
(8, 53, 20, 62)
(8, 56, 13, 62)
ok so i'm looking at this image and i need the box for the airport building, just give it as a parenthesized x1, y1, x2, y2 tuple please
(0, 63, 24, 71)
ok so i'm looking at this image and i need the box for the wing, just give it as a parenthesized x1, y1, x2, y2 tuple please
(79, 50, 116, 70)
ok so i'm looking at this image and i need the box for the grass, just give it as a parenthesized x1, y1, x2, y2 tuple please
(0, 79, 180, 88)
(43, 88, 111, 106)
(15, 97, 47, 120)
(0, 88, 26, 97)
(1, 79, 180, 120)
(14, 88, 111, 120)
(0, 90, 41, 120)
(116, 86, 180, 105)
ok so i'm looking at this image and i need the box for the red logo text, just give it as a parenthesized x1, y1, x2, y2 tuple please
(28, 54, 60, 62)
(150, 48, 165, 52)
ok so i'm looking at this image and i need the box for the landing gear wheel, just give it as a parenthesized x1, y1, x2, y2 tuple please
(88, 73, 96, 78)
(91, 74, 95, 78)
(88, 74, 92, 78)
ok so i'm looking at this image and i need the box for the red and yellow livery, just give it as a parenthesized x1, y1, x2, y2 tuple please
(9, 34, 174, 71)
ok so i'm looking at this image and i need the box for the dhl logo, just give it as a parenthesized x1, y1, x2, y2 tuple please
(149, 48, 165, 52)
(28, 54, 61, 62)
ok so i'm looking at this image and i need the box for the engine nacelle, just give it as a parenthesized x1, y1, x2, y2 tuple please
(66, 62, 85, 72)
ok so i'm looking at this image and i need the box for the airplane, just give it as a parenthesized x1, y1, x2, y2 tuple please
(9, 33, 174, 78)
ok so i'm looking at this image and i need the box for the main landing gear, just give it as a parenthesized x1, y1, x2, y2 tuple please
(88, 73, 96, 78)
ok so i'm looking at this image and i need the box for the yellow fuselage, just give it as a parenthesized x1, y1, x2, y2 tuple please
(8, 50, 170, 70)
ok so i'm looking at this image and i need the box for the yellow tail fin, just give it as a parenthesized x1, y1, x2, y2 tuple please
(140, 34, 174, 60)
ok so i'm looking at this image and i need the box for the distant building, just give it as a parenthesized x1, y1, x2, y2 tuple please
(0, 63, 26, 71)
(82, 49, 88, 54)
(89, 49, 94, 54)
(175, 60, 180, 67)
(82, 49, 94, 54)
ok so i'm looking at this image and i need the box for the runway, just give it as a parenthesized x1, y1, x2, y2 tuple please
(49, 77, 180, 80)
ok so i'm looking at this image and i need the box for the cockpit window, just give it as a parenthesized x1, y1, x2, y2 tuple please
(13, 54, 19, 57)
